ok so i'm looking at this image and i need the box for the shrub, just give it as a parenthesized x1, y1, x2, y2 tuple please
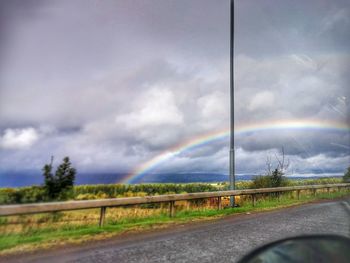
(73, 183, 217, 199)
(250, 176, 273, 189)
(76, 193, 98, 200)
(343, 167, 350, 183)
(251, 169, 289, 189)
(0, 187, 47, 204)
(251, 148, 290, 189)
(20, 186, 47, 203)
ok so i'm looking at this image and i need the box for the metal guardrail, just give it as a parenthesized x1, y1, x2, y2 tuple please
(0, 183, 349, 226)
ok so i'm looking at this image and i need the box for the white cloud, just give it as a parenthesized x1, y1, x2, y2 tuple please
(196, 91, 228, 129)
(0, 127, 39, 150)
(198, 91, 227, 118)
(290, 54, 317, 70)
(248, 91, 275, 111)
(116, 87, 184, 129)
(321, 8, 350, 33)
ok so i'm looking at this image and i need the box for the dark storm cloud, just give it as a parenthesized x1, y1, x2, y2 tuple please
(236, 130, 350, 157)
(236, 0, 350, 56)
(0, 0, 47, 49)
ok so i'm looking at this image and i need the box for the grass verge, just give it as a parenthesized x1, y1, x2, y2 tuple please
(0, 189, 349, 255)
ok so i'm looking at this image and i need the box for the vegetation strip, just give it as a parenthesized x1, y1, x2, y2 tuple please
(1, 183, 349, 217)
(0, 189, 349, 255)
(1, 177, 346, 205)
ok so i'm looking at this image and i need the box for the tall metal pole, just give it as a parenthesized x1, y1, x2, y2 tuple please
(229, 0, 236, 207)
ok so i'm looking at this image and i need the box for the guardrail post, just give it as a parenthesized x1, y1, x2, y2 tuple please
(327, 187, 330, 194)
(277, 192, 281, 201)
(252, 194, 256, 206)
(99, 207, 106, 227)
(313, 189, 317, 197)
(169, 201, 175, 217)
(217, 197, 222, 210)
(297, 190, 300, 200)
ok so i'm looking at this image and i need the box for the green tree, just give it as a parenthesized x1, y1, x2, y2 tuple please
(343, 167, 350, 183)
(43, 156, 76, 199)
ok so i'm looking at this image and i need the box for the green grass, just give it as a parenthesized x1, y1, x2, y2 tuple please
(0, 189, 349, 254)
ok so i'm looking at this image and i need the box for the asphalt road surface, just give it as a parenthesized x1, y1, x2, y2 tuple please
(2, 198, 350, 263)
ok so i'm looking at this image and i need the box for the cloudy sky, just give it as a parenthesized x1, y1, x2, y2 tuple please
(0, 0, 349, 183)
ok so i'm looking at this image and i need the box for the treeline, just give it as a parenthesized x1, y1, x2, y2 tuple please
(73, 183, 219, 199)
(0, 183, 219, 204)
(0, 177, 344, 205)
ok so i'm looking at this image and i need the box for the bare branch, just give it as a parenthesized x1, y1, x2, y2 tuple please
(266, 155, 272, 175)
(266, 147, 290, 175)
(50, 155, 54, 167)
(274, 147, 289, 173)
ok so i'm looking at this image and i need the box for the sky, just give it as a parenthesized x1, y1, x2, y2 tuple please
(0, 0, 349, 183)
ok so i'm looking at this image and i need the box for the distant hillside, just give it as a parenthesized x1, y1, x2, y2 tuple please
(0, 171, 343, 187)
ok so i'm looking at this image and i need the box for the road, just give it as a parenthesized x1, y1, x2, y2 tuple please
(2, 198, 350, 263)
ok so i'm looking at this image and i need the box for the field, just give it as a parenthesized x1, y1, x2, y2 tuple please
(0, 177, 343, 205)
(0, 179, 349, 255)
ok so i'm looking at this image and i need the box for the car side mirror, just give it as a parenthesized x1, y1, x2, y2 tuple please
(237, 235, 350, 263)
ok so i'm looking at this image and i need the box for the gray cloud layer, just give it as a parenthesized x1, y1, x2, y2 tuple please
(0, 0, 349, 179)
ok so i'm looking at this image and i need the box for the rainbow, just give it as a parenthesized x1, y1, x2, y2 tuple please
(121, 119, 349, 184)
